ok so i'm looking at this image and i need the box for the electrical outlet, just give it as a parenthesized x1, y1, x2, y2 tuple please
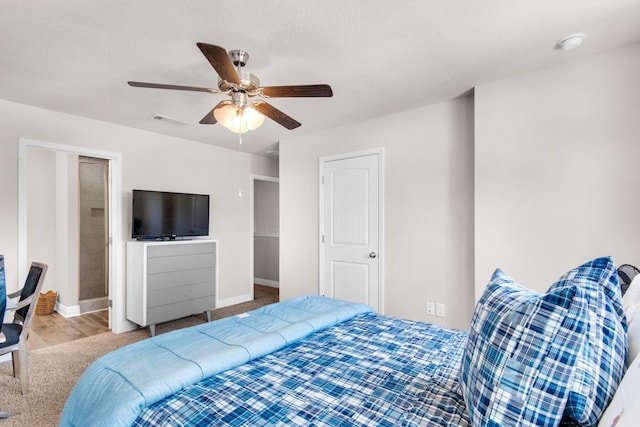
(436, 303, 446, 318)
(426, 302, 435, 316)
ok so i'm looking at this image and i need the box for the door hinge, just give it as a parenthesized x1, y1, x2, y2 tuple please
(108, 299, 113, 308)
(321, 235, 325, 243)
(322, 176, 324, 184)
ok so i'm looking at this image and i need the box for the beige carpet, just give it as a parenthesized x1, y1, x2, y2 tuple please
(0, 294, 280, 427)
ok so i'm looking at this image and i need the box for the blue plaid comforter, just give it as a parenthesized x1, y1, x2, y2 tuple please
(133, 313, 470, 426)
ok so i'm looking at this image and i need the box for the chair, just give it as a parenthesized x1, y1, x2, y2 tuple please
(0, 255, 6, 343)
(0, 260, 48, 394)
(618, 263, 640, 296)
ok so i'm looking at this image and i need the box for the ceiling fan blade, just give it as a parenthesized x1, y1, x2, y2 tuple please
(128, 81, 220, 94)
(254, 101, 301, 130)
(196, 43, 240, 85)
(259, 84, 333, 98)
(199, 101, 229, 124)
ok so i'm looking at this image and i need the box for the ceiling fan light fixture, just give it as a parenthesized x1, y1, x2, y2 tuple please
(216, 91, 262, 133)
(228, 114, 249, 134)
(243, 106, 265, 130)
(215, 98, 264, 133)
(213, 101, 237, 128)
(227, 107, 264, 134)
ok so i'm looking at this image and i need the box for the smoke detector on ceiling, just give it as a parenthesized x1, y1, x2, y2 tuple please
(556, 33, 585, 50)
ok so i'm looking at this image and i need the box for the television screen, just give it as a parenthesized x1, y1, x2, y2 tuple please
(132, 190, 210, 239)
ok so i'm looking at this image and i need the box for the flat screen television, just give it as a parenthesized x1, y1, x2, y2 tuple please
(132, 189, 210, 239)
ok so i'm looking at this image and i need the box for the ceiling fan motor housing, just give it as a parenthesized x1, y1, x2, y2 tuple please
(228, 49, 249, 67)
(218, 70, 260, 92)
(217, 50, 259, 92)
(231, 91, 249, 109)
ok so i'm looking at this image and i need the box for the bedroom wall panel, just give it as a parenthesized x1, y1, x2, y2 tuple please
(0, 99, 277, 333)
(475, 42, 640, 299)
(279, 97, 475, 330)
(26, 148, 58, 293)
(26, 149, 80, 310)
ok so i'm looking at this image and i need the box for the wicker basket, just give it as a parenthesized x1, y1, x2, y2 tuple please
(35, 290, 57, 316)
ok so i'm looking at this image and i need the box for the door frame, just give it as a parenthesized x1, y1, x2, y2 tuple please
(318, 148, 385, 313)
(18, 138, 126, 332)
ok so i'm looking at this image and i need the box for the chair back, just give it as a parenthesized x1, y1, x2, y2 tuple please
(618, 263, 640, 296)
(0, 255, 6, 336)
(14, 263, 47, 327)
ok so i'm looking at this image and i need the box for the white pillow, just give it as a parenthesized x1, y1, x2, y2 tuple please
(598, 351, 640, 427)
(626, 303, 640, 364)
(622, 274, 640, 314)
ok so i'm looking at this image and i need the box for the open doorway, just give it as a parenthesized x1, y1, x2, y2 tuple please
(251, 175, 279, 298)
(18, 138, 126, 334)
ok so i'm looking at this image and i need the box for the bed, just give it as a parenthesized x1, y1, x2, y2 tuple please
(61, 257, 640, 427)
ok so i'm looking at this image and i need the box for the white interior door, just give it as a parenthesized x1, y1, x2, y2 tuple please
(321, 151, 382, 311)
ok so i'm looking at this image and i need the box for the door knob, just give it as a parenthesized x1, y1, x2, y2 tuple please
(369, 252, 377, 259)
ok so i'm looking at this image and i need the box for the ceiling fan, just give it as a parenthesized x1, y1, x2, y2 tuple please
(128, 42, 333, 133)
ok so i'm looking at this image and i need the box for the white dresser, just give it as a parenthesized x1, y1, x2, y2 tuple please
(126, 239, 217, 336)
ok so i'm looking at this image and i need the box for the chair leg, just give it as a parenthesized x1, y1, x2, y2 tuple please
(11, 349, 19, 378)
(18, 343, 28, 394)
(11, 344, 29, 394)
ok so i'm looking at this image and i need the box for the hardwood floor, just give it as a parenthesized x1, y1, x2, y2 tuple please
(28, 310, 109, 351)
(28, 285, 279, 351)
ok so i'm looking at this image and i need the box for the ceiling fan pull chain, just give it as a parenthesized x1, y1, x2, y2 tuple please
(237, 132, 243, 198)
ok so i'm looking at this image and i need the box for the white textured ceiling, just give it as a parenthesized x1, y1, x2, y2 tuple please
(2, 1, 639, 156)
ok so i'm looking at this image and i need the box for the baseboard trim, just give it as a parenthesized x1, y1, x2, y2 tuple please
(55, 302, 81, 318)
(254, 278, 279, 288)
(78, 297, 108, 314)
(216, 292, 253, 309)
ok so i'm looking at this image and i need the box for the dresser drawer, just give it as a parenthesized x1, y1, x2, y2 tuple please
(148, 281, 215, 307)
(147, 252, 216, 275)
(147, 242, 215, 258)
(147, 267, 215, 291)
(148, 295, 215, 325)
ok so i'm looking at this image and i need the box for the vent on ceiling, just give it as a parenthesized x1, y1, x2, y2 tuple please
(151, 114, 191, 126)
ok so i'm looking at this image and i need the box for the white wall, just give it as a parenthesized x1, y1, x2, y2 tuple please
(26, 148, 58, 291)
(26, 149, 81, 306)
(0, 99, 277, 330)
(475, 43, 640, 298)
(280, 97, 475, 329)
(56, 151, 80, 308)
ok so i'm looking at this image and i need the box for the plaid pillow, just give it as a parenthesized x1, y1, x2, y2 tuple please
(460, 268, 588, 427)
(547, 257, 628, 426)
